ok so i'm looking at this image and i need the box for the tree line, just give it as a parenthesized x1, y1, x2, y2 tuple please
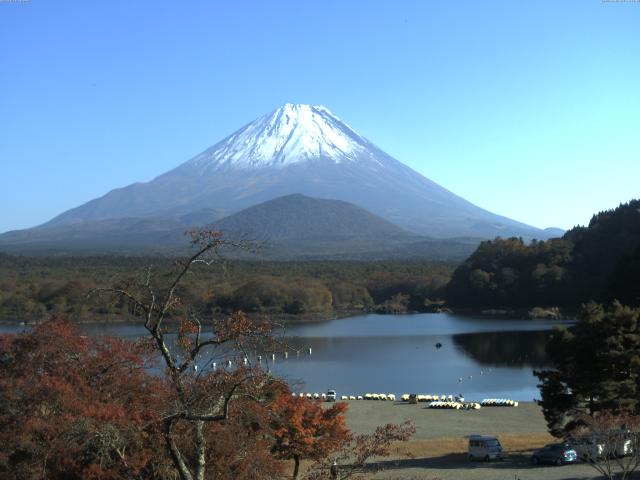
(446, 199, 640, 309)
(0, 255, 454, 322)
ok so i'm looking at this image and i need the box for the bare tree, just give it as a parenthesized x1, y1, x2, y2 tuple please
(570, 411, 640, 480)
(91, 230, 284, 480)
(304, 421, 415, 480)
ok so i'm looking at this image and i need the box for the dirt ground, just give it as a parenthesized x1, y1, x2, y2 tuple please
(337, 401, 605, 480)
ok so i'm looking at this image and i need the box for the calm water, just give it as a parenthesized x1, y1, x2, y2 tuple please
(1, 313, 572, 401)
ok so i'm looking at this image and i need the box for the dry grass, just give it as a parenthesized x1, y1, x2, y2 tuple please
(288, 433, 559, 480)
(390, 432, 555, 459)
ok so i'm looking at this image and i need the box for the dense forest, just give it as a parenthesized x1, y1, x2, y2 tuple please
(447, 199, 640, 309)
(0, 255, 454, 322)
(2, 199, 638, 322)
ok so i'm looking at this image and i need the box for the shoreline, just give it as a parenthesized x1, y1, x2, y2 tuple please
(0, 309, 366, 326)
(0, 305, 579, 326)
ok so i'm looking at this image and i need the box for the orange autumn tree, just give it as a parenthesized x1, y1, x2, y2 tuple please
(0, 316, 287, 480)
(270, 394, 350, 480)
(0, 317, 168, 479)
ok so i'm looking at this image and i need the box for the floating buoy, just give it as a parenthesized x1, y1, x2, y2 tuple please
(257, 355, 262, 362)
(212, 362, 216, 370)
(435, 342, 442, 349)
(308, 348, 312, 355)
(284, 351, 288, 359)
(271, 353, 276, 361)
(243, 357, 248, 365)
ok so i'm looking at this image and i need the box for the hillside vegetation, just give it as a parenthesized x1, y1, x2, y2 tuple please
(0, 194, 480, 261)
(447, 199, 640, 308)
(0, 256, 454, 322)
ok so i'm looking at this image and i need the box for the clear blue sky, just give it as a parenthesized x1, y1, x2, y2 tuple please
(1, 0, 638, 233)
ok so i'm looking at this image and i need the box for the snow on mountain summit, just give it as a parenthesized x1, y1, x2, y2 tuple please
(26, 102, 554, 241)
(188, 103, 380, 172)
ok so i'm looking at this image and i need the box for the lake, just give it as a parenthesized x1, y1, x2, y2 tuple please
(1, 312, 571, 401)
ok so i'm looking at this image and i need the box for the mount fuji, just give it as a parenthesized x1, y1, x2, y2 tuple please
(0, 103, 558, 255)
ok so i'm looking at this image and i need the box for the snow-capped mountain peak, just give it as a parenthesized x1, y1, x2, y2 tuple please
(189, 103, 378, 172)
(24, 102, 553, 242)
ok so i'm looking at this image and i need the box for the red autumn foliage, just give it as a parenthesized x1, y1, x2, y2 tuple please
(0, 316, 168, 480)
(0, 317, 287, 480)
(270, 394, 350, 479)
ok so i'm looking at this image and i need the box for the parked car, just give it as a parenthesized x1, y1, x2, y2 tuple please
(531, 443, 578, 465)
(612, 437, 634, 458)
(571, 437, 605, 461)
(468, 435, 504, 461)
(326, 389, 337, 402)
(572, 435, 633, 461)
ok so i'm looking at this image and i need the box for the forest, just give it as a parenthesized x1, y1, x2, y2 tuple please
(1, 199, 639, 323)
(0, 255, 454, 323)
(446, 199, 640, 309)
(0, 233, 415, 479)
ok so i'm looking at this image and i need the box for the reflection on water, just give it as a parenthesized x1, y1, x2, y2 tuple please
(452, 330, 551, 368)
(259, 313, 566, 400)
(0, 313, 569, 400)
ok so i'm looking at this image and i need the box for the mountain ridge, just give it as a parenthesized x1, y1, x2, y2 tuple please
(5, 103, 562, 243)
(0, 194, 480, 260)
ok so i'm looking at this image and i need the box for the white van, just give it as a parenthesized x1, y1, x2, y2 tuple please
(468, 435, 504, 461)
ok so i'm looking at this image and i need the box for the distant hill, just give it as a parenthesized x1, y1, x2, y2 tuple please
(0, 194, 480, 260)
(212, 194, 407, 240)
(446, 199, 640, 307)
(210, 194, 479, 260)
(543, 227, 566, 237)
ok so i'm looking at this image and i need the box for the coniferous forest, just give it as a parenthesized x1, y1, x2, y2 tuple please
(446, 199, 640, 309)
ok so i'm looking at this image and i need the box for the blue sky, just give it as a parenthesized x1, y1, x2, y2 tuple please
(1, 0, 638, 233)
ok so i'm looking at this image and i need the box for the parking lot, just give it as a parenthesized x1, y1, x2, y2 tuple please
(341, 401, 604, 479)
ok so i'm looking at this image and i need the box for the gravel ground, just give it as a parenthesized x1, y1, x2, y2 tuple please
(371, 453, 600, 480)
(340, 401, 605, 480)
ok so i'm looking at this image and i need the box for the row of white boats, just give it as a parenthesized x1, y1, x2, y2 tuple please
(480, 398, 519, 407)
(291, 392, 520, 409)
(292, 392, 397, 401)
(428, 401, 481, 410)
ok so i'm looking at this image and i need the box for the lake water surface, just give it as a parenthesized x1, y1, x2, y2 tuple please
(1, 313, 571, 401)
